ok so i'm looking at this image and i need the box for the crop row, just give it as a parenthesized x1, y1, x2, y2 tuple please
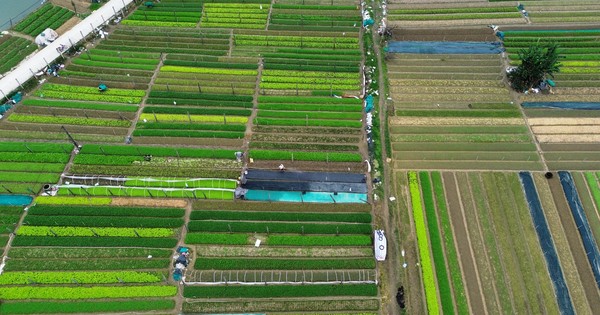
(8, 247, 172, 259)
(9, 114, 131, 128)
(188, 221, 371, 234)
(419, 172, 454, 315)
(38, 84, 145, 97)
(0, 285, 177, 300)
(255, 117, 361, 128)
(139, 113, 248, 124)
(150, 91, 253, 102)
(143, 106, 251, 116)
(137, 122, 246, 132)
(79, 144, 237, 158)
(259, 95, 360, 104)
(161, 65, 257, 76)
(389, 7, 517, 14)
(0, 142, 73, 153)
(190, 210, 371, 222)
(0, 172, 59, 183)
(235, 34, 358, 44)
(12, 236, 178, 248)
(0, 300, 175, 315)
(194, 257, 375, 270)
(185, 233, 371, 246)
(57, 186, 234, 200)
(408, 171, 439, 315)
(124, 178, 236, 189)
(22, 99, 138, 112)
(249, 150, 361, 162)
(0, 152, 70, 164)
(0, 271, 162, 285)
(28, 205, 184, 217)
(0, 37, 37, 74)
(35, 196, 112, 206)
(122, 20, 198, 28)
(258, 102, 361, 112)
(14, 4, 74, 37)
(183, 284, 377, 298)
(17, 226, 174, 238)
(390, 12, 522, 21)
(133, 129, 244, 139)
(35, 90, 142, 104)
(260, 82, 358, 91)
(23, 215, 183, 228)
(4, 258, 170, 272)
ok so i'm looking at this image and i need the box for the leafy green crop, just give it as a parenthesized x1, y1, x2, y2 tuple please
(0, 300, 175, 314)
(24, 215, 183, 228)
(250, 150, 362, 162)
(29, 205, 184, 217)
(34, 196, 112, 206)
(188, 221, 371, 234)
(80, 144, 237, 158)
(4, 258, 170, 271)
(0, 271, 161, 285)
(17, 226, 175, 238)
(194, 257, 375, 270)
(185, 233, 248, 245)
(267, 235, 371, 246)
(190, 210, 371, 223)
(184, 284, 377, 298)
(8, 114, 131, 127)
(12, 236, 177, 248)
(0, 285, 177, 300)
(408, 171, 439, 315)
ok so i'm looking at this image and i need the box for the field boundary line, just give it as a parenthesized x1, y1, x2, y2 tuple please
(265, 0, 275, 31)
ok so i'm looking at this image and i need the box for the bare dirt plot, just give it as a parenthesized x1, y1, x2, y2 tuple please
(51, 0, 90, 13)
(547, 176, 600, 310)
(531, 125, 600, 135)
(441, 172, 486, 315)
(528, 117, 600, 126)
(537, 134, 600, 143)
(111, 197, 188, 208)
(55, 16, 81, 35)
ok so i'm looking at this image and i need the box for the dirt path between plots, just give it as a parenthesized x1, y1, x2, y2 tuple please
(547, 176, 600, 310)
(442, 172, 486, 315)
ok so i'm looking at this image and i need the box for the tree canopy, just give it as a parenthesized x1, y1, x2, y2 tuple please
(508, 41, 561, 92)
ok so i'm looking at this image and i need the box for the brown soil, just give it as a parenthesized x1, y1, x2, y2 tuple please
(51, 0, 90, 14)
(111, 197, 188, 208)
(537, 134, 600, 143)
(442, 172, 487, 315)
(55, 16, 81, 35)
(546, 176, 600, 310)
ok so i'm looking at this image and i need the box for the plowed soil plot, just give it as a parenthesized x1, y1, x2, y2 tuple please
(526, 113, 600, 170)
(442, 172, 486, 314)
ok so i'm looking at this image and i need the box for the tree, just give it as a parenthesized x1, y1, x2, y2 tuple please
(508, 41, 561, 92)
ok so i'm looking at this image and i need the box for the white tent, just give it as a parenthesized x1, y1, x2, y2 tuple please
(34, 28, 59, 47)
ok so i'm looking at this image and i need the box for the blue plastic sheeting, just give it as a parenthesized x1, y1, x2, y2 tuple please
(245, 190, 367, 203)
(0, 194, 32, 206)
(522, 102, 600, 110)
(558, 171, 600, 289)
(519, 172, 575, 315)
(387, 41, 503, 54)
(365, 95, 374, 112)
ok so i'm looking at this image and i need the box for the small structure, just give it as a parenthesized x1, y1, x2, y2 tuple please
(374, 230, 387, 261)
(173, 247, 190, 282)
(98, 83, 107, 92)
(34, 28, 58, 47)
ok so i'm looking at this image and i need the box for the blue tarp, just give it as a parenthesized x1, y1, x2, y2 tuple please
(519, 172, 575, 315)
(0, 194, 32, 206)
(558, 171, 600, 289)
(386, 41, 503, 54)
(522, 102, 600, 110)
(245, 190, 367, 203)
(365, 95, 374, 112)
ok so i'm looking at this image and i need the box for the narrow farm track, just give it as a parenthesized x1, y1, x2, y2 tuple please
(125, 55, 164, 141)
(174, 201, 193, 313)
(241, 57, 264, 161)
(443, 172, 486, 315)
(547, 175, 600, 310)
